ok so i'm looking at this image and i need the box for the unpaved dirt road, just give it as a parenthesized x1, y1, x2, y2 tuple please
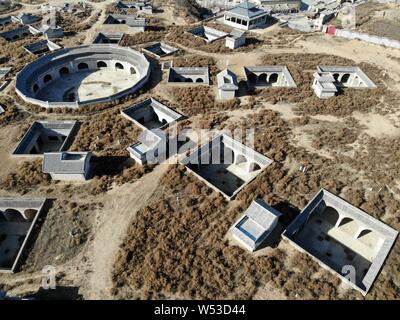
(83, 164, 168, 299)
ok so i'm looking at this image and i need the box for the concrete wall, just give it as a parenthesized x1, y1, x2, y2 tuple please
(334, 29, 400, 50)
(218, 88, 236, 99)
(168, 68, 210, 85)
(15, 45, 150, 108)
(226, 36, 246, 49)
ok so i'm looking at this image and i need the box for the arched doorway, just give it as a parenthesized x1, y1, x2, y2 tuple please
(97, 61, 107, 68)
(130, 67, 136, 75)
(196, 78, 204, 83)
(341, 73, 350, 84)
(333, 73, 339, 82)
(248, 73, 257, 85)
(248, 162, 261, 172)
(322, 206, 339, 226)
(235, 154, 247, 165)
(43, 74, 52, 83)
(23, 209, 37, 221)
(59, 67, 69, 76)
(3, 209, 25, 222)
(258, 73, 267, 86)
(77, 62, 89, 70)
(269, 73, 278, 84)
(115, 62, 124, 70)
(338, 217, 359, 237)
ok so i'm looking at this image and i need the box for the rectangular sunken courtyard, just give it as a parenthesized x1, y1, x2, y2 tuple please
(23, 40, 61, 56)
(283, 189, 398, 295)
(168, 67, 209, 85)
(181, 134, 273, 200)
(0, 198, 47, 273)
(187, 25, 227, 43)
(121, 98, 183, 130)
(142, 42, 178, 58)
(13, 120, 78, 156)
(244, 66, 296, 89)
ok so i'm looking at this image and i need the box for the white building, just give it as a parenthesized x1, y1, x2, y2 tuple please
(231, 199, 282, 251)
(223, 1, 269, 30)
(255, 0, 301, 12)
(127, 129, 166, 165)
(42, 151, 92, 181)
(312, 72, 337, 98)
(217, 69, 239, 99)
(225, 29, 246, 49)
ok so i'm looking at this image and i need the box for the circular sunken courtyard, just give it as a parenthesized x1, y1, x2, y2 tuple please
(15, 44, 150, 108)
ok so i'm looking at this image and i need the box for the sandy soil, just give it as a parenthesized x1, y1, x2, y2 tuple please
(83, 164, 168, 299)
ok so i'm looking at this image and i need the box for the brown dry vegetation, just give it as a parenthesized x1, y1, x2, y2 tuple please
(121, 30, 169, 46)
(169, 86, 240, 117)
(171, 0, 210, 23)
(0, 35, 40, 74)
(0, 160, 51, 194)
(173, 54, 219, 82)
(112, 104, 400, 300)
(69, 109, 141, 157)
(165, 25, 265, 54)
(55, 4, 97, 33)
(0, 96, 26, 126)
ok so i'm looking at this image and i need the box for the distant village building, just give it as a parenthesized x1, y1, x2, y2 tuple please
(223, 1, 269, 30)
(255, 0, 301, 12)
(225, 29, 246, 49)
(117, 1, 153, 14)
(43, 151, 92, 181)
(217, 69, 239, 99)
(231, 199, 282, 251)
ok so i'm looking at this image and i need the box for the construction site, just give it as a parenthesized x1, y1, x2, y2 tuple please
(0, 0, 399, 302)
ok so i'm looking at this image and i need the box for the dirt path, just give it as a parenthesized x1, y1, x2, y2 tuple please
(83, 164, 168, 299)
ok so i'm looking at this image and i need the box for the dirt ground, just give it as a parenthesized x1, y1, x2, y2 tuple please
(0, 1, 399, 300)
(332, 2, 400, 41)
